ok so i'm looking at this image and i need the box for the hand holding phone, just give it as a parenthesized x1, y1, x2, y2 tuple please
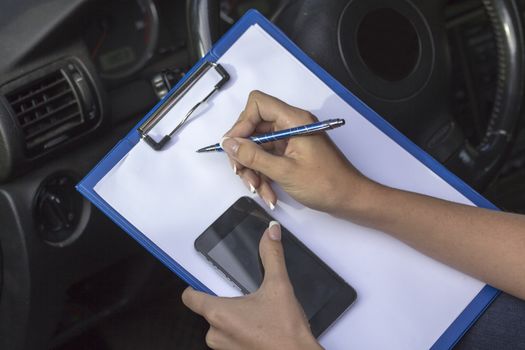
(194, 196, 357, 337)
(184, 222, 324, 350)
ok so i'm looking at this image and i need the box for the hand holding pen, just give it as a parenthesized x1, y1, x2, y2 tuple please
(203, 91, 365, 215)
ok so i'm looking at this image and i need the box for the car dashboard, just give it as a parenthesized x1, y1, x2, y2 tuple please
(0, 0, 523, 349)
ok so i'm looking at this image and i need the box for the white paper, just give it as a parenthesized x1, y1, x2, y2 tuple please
(94, 24, 484, 349)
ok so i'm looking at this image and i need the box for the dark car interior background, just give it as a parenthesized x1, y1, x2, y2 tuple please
(0, 0, 524, 349)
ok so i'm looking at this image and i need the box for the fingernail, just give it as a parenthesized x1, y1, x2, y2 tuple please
(228, 158, 238, 175)
(265, 199, 276, 211)
(268, 221, 281, 241)
(220, 137, 240, 155)
(243, 179, 256, 193)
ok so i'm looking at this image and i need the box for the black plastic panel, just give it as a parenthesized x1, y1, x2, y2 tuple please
(0, 42, 107, 183)
(0, 119, 141, 350)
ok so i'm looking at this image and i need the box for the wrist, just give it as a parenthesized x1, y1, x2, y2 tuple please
(336, 173, 389, 224)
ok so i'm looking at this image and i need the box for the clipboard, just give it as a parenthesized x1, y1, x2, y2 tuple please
(77, 10, 500, 349)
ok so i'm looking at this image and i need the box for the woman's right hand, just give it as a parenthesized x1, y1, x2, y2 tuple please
(220, 93, 525, 303)
(221, 90, 375, 217)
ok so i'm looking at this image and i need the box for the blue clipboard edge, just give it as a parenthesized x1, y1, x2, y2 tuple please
(76, 138, 213, 294)
(76, 51, 221, 295)
(431, 284, 500, 349)
(77, 9, 500, 348)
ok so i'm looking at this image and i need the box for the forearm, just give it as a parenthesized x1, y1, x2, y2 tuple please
(343, 181, 525, 299)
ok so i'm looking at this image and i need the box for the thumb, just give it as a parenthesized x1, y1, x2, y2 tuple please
(259, 221, 291, 285)
(182, 286, 225, 322)
(221, 137, 290, 181)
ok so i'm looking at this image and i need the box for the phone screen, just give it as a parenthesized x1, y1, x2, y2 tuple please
(196, 197, 356, 337)
(207, 214, 340, 319)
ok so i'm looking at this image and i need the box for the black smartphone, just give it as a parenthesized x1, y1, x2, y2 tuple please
(194, 196, 357, 337)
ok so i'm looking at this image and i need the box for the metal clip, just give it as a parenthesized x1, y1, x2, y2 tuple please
(138, 61, 230, 150)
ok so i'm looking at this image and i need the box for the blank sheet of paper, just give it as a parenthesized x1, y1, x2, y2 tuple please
(94, 24, 484, 349)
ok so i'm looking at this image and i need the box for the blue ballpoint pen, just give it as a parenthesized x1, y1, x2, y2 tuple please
(196, 118, 346, 153)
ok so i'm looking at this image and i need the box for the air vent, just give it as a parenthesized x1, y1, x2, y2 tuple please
(5, 62, 100, 157)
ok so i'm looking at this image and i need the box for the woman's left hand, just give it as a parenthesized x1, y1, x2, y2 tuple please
(182, 222, 323, 350)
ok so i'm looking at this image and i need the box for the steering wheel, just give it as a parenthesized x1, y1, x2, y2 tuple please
(186, 0, 524, 191)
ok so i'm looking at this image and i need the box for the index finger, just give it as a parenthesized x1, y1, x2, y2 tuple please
(225, 90, 317, 138)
